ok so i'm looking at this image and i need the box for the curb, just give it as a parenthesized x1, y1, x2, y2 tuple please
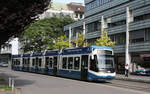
(115, 77, 150, 84)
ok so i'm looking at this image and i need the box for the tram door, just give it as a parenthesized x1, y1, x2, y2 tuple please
(81, 55, 89, 81)
(53, 56, 57, 76)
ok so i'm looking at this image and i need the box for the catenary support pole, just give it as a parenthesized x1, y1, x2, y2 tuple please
(83, 22, 86, 47)
(126, 7, 133, 70)
(69, 26, 72, 47)
(101, 16, 105, 33)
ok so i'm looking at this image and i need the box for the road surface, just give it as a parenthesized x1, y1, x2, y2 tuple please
(0, 68, 149, 94)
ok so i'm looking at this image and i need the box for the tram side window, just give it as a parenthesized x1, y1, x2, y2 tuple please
(13, 59, 16, 65)
(24, 59, 26, 66)
(16, 59, 18, 65)
(90, 55, 99, 72)
(17, 59, 20, 65)
(74, 57, 80, 70)
(23, 58, 25, 66)
(36, 58, 38, 66)
(49, 58, 53, 68)
(18, 60, 20, 65)
(27, 58, 30, 66)
(45, 57, 49, 66)
(39, 58, 42, 67)
(62, 57, 67, 69)
(68, 57, 73, 69)
(32, 59, 35, 66)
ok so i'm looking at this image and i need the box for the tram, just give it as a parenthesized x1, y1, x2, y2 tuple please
(12, 46, 116, 81)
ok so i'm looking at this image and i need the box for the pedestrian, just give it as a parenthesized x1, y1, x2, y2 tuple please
(125, 64, 129, 77)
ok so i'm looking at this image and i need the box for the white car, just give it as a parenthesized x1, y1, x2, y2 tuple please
(0, 62, 8, 67)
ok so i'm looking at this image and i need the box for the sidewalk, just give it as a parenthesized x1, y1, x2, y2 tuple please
(0, 91, 11, 94)
(116, 74, 150, 83)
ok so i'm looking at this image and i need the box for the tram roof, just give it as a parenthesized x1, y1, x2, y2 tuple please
(12, 55, 21, 58)
(90, 46, 113, 50)
(61, 46, 113, 55)
(45, 50, 59, 56)
(32, 52, 43, 57)
(22, 54, 31, 58)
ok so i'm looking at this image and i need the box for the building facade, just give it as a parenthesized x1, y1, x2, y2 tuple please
(64, 0, 150, 74)
(39, 2, 85, 20)
(0, 43, 12, 68)
(67, 2, 85, 20)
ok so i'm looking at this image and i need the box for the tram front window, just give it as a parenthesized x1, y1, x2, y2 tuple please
(97, 55, 115, 73)
(90, 51, 115, 73)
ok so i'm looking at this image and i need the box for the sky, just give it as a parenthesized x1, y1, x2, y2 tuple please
(53, 0, 84, 4)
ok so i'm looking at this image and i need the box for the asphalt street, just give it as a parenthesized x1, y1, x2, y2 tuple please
(0, 68, 149, 94)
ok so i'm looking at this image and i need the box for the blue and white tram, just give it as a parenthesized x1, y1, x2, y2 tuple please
(30, 52, 44, 73)
(12, 55, 22, 71)
(58, 46, 115, 81)
(12, 46, 116, 81)
(44, 50, 59, 75)
(22, 54, 30, 72)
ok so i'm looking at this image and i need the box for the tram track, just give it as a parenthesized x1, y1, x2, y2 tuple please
(105, 80, 150, 93)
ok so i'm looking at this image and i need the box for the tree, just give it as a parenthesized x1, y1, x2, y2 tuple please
(53, 35, 71, 49)
(96, 30, 115, 46)
(72, 33, 89, 47)
(20, 15, 74, 52)
(0, 0, 51, 46)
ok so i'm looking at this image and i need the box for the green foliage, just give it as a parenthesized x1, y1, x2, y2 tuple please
(0, 86, 11, 91)
(72, 33, 89, 47)
(0, 0, 51, 45)
(96, 30, 115, 46)
(20, 15, 74, 52)
(53, 35, 71, 49)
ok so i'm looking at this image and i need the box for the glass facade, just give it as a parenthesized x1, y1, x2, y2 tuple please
(145, 28, 150, 41)
(115, 33, 126, 45)
(86, 21, 101, 33)
(134, 13, 150, 22)
(108, 20, 126, 28)
(85, 0, 112, 11)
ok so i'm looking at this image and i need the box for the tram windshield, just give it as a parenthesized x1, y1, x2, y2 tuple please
(97, 56, 114, 69)
(90, 50, 115, 72)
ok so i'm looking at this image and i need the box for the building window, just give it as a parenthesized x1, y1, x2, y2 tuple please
(146, 29, 150, 41)
(134, 13, 150, 22)
(87, 21, 101, 33)
(80, 14, 83, 19)
(130, 29, 145, 43)
(115, 33, 126, 45)
(75, 13, 78, 18)
(85, 0, 112, 11)
(108, 20, 126, 28)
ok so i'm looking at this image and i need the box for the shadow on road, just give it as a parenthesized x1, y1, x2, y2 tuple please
(0, 73, 35, 87)
(15, 79, 35, 87)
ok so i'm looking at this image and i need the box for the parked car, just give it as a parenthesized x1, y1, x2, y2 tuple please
(131, 66, 150, 76)
(135, 68, 150, 76)
(0, 62, 8, 67)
